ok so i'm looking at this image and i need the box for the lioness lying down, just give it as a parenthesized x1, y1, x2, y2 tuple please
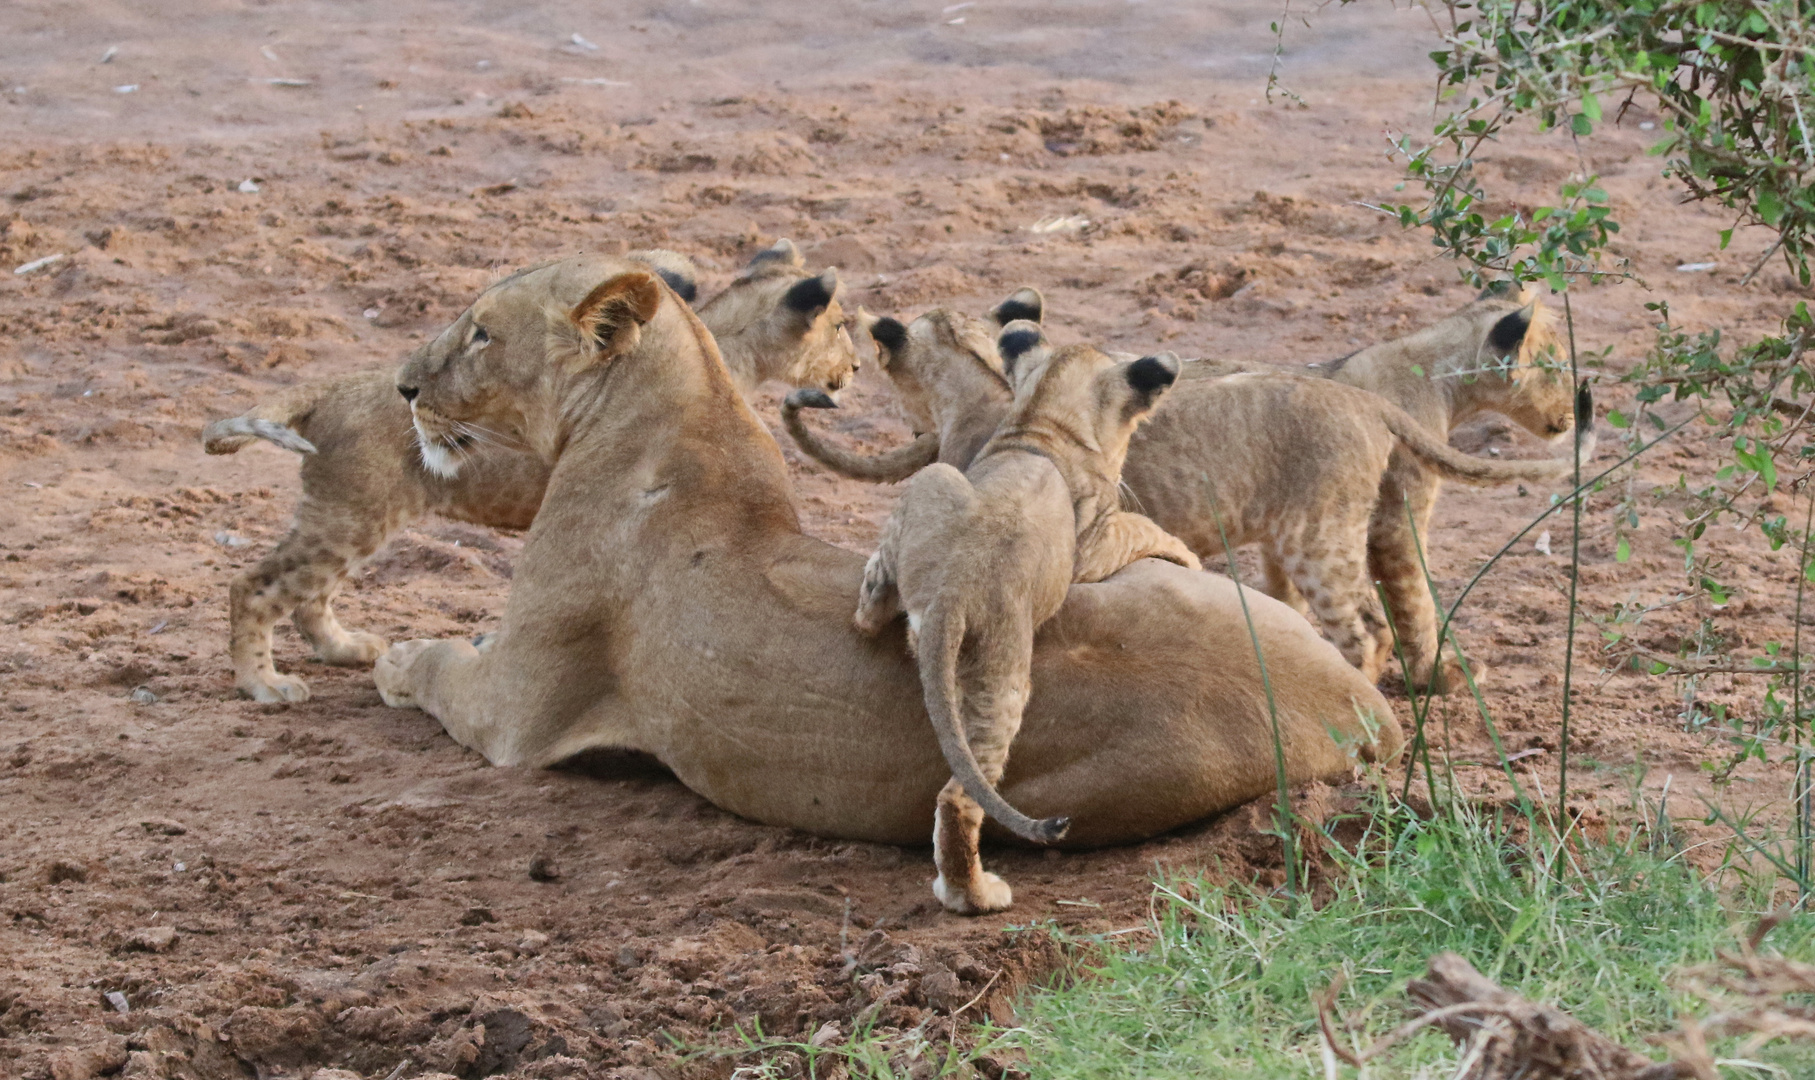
(785, 291, 1585, 688)
(367, 254, 1401, 885)
(202, 241, 862, 703)
(859, 326, 1195, 913)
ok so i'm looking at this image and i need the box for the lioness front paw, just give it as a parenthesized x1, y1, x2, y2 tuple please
(374, 639, 437, 709)
(933, 870, 1014, 915)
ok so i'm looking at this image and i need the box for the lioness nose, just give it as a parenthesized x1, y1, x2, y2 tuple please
(397, 385, 419, 402)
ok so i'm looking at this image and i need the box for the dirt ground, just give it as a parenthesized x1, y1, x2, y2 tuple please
(3, 3, 1811, 1079)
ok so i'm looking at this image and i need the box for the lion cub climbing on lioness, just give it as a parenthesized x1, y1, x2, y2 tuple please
(855, 323, 1197, 915)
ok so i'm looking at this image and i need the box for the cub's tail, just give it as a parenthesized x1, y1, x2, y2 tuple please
(782, 388, 940, 483)
(1377, 383, 1594, 487)
(915, 606, 1069, 846)
(201, 384, 325, 455)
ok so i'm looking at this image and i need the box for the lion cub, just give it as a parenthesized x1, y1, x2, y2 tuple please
(203, 242, 863, 703)
(856, 324, 1196, 915)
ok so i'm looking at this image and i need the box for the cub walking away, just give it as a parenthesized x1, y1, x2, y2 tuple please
(855, 323, 1196, 915)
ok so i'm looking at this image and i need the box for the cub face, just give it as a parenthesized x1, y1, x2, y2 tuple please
(722, 239, 864, 393)
(995, 320, 1180, 451)
(395, 259, 664, 476)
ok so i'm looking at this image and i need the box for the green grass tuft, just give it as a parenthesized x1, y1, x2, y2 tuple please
(998, 798, 1815, 1079)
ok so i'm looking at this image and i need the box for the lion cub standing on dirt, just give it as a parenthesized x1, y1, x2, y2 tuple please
(856, 323, 1197, 915)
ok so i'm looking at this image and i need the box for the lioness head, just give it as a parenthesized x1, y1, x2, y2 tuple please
(700, 239, 862, 393)
(867, 309, 1010, 434)
(395, 256, 670, 476)
(994, 320, 1181, 465)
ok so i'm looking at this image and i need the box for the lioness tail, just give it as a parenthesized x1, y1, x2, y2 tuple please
(916, 606, 1070, 846)
(782, 388, 940, 483)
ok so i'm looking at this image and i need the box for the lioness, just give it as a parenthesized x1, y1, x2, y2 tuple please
(785, 295, 1584, 688)
(368, 254, 1400, 870)
(203, 242, 862, 703)
(858, 326, 1195, 913)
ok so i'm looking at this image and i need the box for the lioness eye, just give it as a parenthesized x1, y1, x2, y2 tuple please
(470, 327, 491, 348)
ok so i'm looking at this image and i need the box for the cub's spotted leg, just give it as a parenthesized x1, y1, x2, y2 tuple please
(1273, 532, 1390, 684)
(931, 655, 1032, 915)
(1369, 470, 1464, 693)
(1262, 552, 1309, 615)
(228, 504, 396, 702)
(293, 579, 388, 667)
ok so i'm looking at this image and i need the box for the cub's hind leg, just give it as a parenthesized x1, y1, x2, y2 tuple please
(229, 500, 400, 702)
(1272, 523, 1389, 684)
(1369, 469, 1462, 693)
(932, 642, 1033, 915)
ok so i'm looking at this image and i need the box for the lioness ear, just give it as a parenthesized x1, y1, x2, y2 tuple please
(1126, 352, 1181, 395)
(990, 287, 1044, 328)
(996, 319, 1046, 378)
(568, 271, 663, 362)
(783, 270, 839, 319)
(748, 238, 804, 270)
(1487, 303, 1535, 356)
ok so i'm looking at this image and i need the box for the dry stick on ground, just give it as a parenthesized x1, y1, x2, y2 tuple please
(1318, 952, 1691, 1079)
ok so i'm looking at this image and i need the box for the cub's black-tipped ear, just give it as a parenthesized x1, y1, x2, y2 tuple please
(748, 238, 804, 270)
(1487, 304, 1534, 355)
(1575, 380, 1593, 430)
(652, 267, 697, 305)
(1477, 278, 1520, 301)
(869, 315, 908, 355)
(990, 287, 1044, 328)
(783, 270, 838, 317)
(1126, 352, 1181, 394)
(786, 387, 839, 411)
(996, 320, 1045, 369)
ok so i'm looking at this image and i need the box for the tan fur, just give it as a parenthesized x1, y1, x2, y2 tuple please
(202, 245, 861, 702)
(366, 254, 1400, 866)
(786, 296, 1579, 689)
(855, 335, 1192, 913)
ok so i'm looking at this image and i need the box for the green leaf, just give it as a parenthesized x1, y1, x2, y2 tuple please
(1719, 228, 1734, 250)
(1571, 113, 1593, 137)
(1608, 410, 1631, 429)
(1616, 537, 1632, 563)
(1580, 93, 1602, 122)
(1758, 187, 1785, 227)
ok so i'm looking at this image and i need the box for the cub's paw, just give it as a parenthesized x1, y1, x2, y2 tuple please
(317, 631, 390, 666)
(933, 870, 1014, 915)
(374, 639, 438, 709)
(240, 672, 311, 704)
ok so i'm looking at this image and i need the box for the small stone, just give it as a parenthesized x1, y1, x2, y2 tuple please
(527, 855, 561, 882)
(307, 1070, 362, 1080)
(130, 685, 158, 705)
(124, 926, 178, 953)
(140, 819, 187, 836)
(48, 1037, 127, 1080)
(517, 929, 549, 956)
(808, 1020, 841, 1048)
(459, 906, 496, 926)
(104, 991, 129, 1014)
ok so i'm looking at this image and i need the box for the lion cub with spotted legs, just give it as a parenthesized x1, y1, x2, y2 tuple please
(856, 323, 1197, 915)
